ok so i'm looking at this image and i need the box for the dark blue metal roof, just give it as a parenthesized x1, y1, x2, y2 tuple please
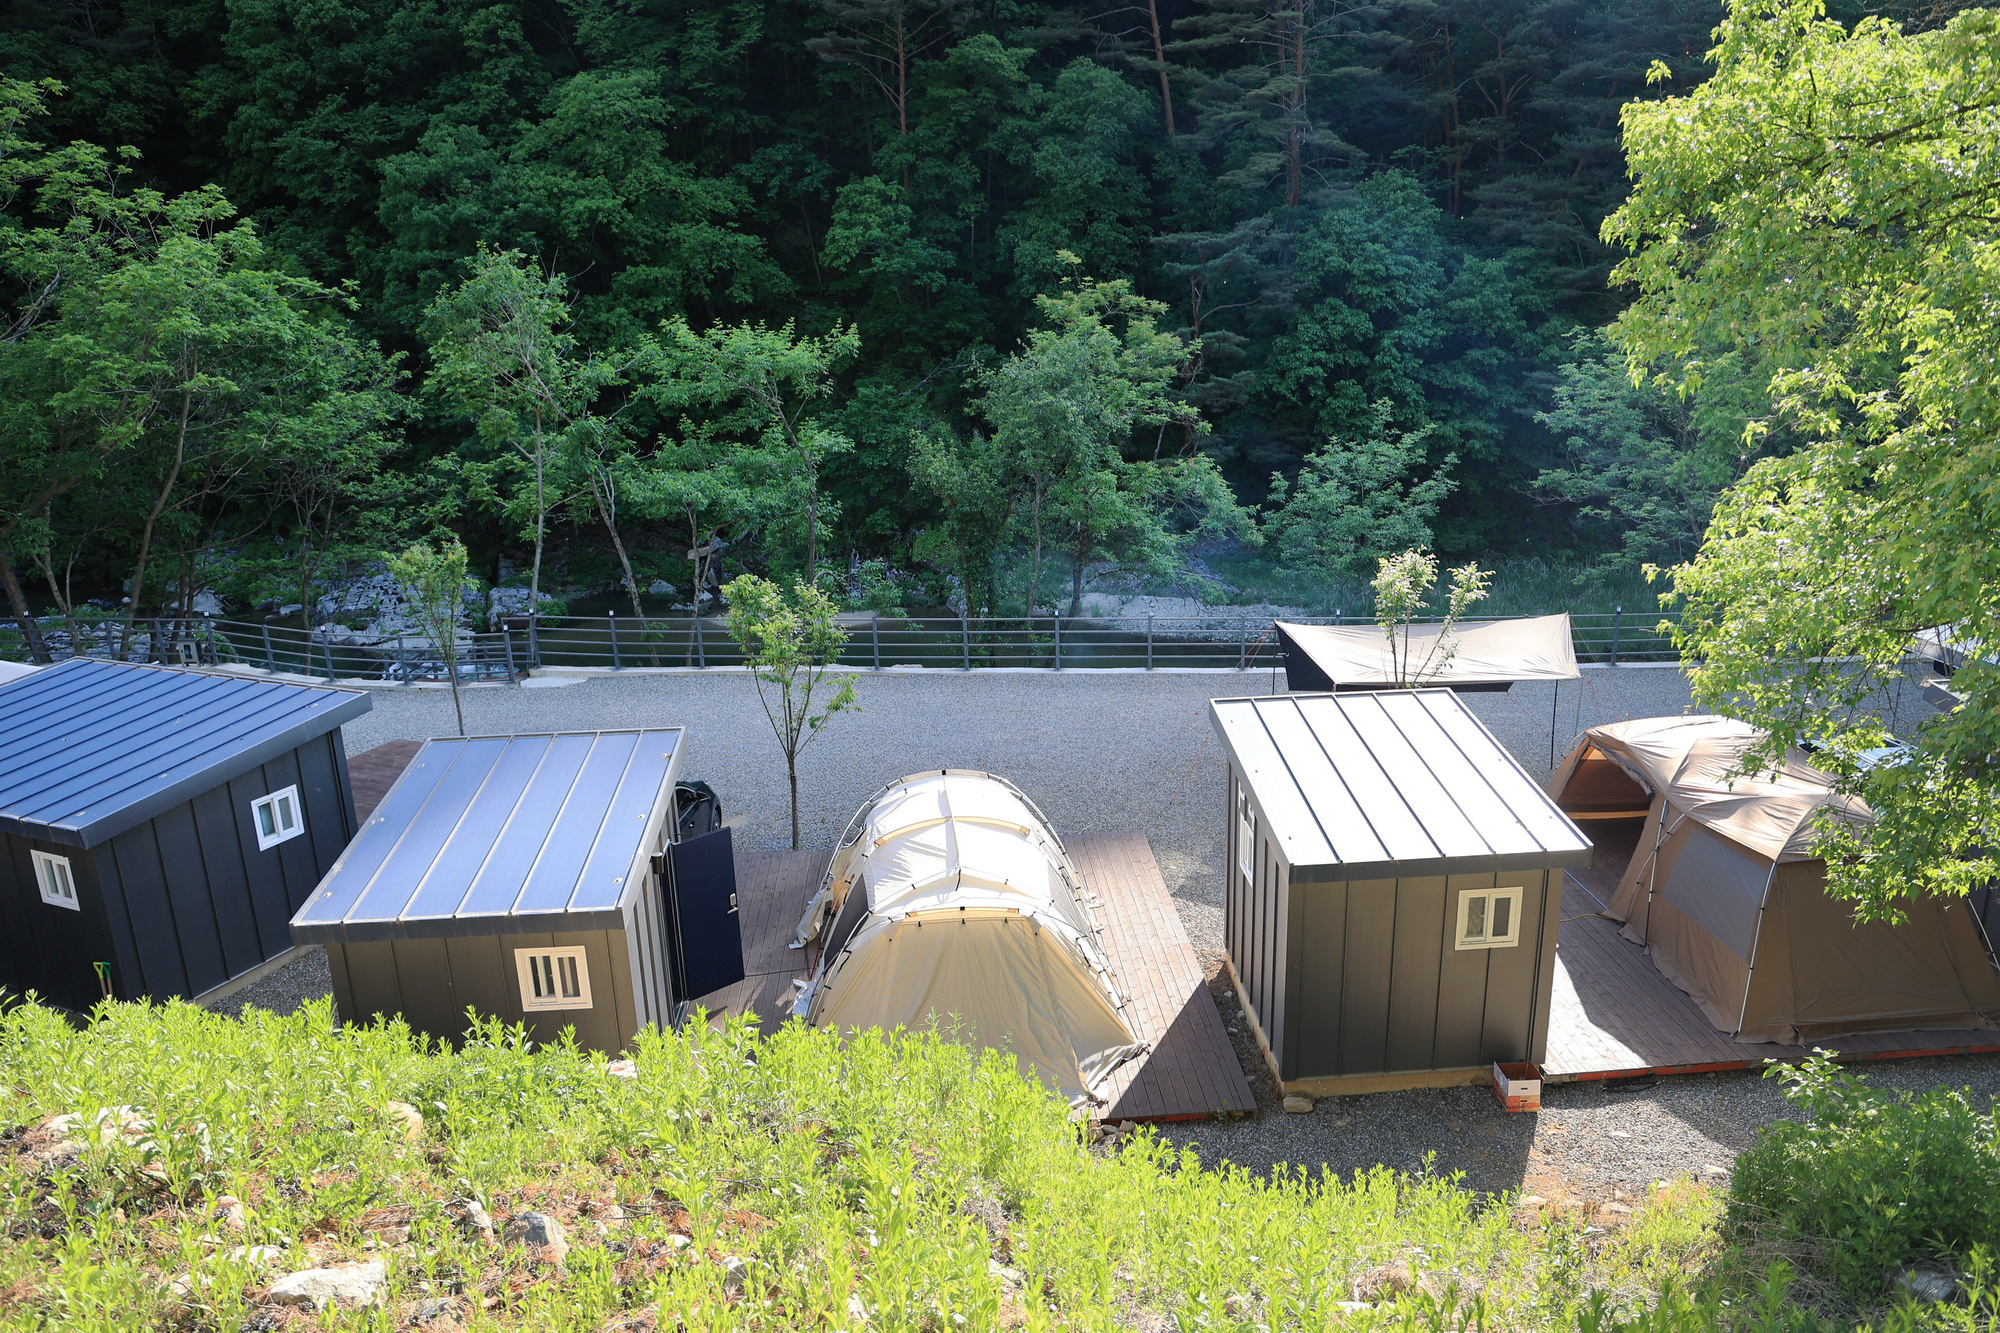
(289, 729, 683, 944)
(0, 659, 371, 848)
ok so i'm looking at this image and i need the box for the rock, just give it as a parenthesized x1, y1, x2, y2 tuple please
(414, 1295, 466, 1324)
(1892, 1261, 1964, 1305)
(647, 580, 674, 596)
(383, 1101, 424, 1144)
(1602, 1203, 1632, 1216)
(453, 1199, 495, 1244)
(212, 1195, 248, 1231)
(221, 1245, 286, 1267)
(988, 1260, 1025, 1290)
(721, 1254, 749, 1293)
(502, 1211, 568, 1267)
(1222, 1292, 1257, 1319)
(267, 1260, 388, 1311)
(1352, 1262, 1416, 1303)
(1282, 1094, 1316, 1114)
(1517, 1195, 1547, 1209)
(48, 1105, 149, 1145)
(191, 591, 224, 616)
(606, 1059, 639, 1080)
(665, 1233, 692, 1250)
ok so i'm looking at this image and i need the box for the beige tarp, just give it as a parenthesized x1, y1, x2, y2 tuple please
(1549, 717, 2000, 1043)
(1276, 614, 1579, 690)
(789, 771, 1145, 1103)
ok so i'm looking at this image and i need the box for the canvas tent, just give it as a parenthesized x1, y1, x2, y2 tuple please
(1275, 615, 1579, 692)
(1549, 716, 2000, 1044)
(789, 771, 1145, 1103)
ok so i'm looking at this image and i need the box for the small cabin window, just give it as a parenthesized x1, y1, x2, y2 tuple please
(1236, 791, 1257, 882)
(250, 786, 304, 850)
(1456, 886, 1523, 950)
(515, 946, 593, 1011)
(32, 851, 79, 910)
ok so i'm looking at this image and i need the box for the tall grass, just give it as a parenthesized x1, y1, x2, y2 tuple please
(0, 998, 1960, 1330)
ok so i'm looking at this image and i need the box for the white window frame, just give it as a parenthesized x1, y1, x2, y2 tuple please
(514, 946, 594, 1012)
(1236, 790, 1258, 882)
(31, 850, 79, 911)
(1455, 886, 1524, 950)
(250, 785, 305, 851)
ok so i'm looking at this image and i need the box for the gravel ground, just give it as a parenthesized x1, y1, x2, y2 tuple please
(223, 661, 1997, 1200)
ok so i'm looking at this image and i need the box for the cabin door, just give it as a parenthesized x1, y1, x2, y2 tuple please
(661, 826, 745, 1013)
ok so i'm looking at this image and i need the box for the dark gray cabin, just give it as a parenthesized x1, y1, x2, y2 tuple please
(289, 729, 743, 1054)
(1209, 689, 1593, 1095)
(0, 659, 371, 1012)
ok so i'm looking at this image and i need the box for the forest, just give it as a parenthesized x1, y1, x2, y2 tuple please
(0, 0, 1936, 625)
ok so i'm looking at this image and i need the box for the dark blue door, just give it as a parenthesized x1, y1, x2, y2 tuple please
(664, 827, 744, 1005)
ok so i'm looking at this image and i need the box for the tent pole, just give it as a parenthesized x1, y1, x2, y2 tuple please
(1549, 679, 1560, 771)
(1735, 857, 1786, 1038)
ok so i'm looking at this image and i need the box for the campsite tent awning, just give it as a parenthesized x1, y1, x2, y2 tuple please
(1275, 615, 1579, 692)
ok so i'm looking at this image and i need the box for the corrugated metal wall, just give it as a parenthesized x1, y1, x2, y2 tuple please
(1281, 868, 1561, 1080)
(328, 926, 643, 1053)
(1226, 768, 1291, 1065)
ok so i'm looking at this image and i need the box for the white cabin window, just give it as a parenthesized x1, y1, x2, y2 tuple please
(1236, 790, 1257, 882)
(250, 786, 304, 850)
(1455, 886, 1524, 950)
(515, 946, 593, 1011)
(32, 851, 79, 910)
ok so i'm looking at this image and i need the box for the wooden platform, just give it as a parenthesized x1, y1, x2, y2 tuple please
(695, 832, 1255, 1121)
(347, 739, 423, 821)
(1543, 819, 2000, 1080)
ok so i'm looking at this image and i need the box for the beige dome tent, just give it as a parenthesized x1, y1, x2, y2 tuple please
(788, 771, 1145, 1103)
(1275, 614, 1579, 692)
(1550, 716, 2000, 1044)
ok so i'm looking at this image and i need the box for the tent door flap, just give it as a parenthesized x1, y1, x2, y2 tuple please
(660, 827, 745, 1011)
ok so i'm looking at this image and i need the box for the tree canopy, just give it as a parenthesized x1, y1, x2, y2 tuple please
(1609, 0, 2000, 915)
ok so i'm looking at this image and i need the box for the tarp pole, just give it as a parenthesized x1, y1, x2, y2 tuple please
(1734, 854, 1787, 1038)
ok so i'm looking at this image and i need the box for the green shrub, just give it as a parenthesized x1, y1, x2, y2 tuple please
(1728, 1054, 2000, 1302)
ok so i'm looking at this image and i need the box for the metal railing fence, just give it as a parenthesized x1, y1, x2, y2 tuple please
(0, 605, 1682, 681)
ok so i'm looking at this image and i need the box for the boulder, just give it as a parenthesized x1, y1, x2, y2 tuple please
(383, 1101, 424, 1144)
(267, 1260, 388, 1311)
(502, 1211, 569, 1267)
(1892, 1261, 1964, 1305)
(211, 1195, 248, 1231)
(1282, 1094, 1316, 1114)
(452, 1199, 495, 1244)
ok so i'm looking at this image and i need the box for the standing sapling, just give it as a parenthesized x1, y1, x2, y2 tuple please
(723, 575, 858, 849)
(387, 538, 475, 736)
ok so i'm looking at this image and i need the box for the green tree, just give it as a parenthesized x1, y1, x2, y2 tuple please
(424, 248, 623, 614)
(1605, 0, 2000, 914)
(386, 537, 475, 737)
(0, 79, 396, 650)
(977, 260, 1246, 614)
(653, 319, 860, 578)
(723, 574, 860, 850)
(1264, 403, 1455, 581)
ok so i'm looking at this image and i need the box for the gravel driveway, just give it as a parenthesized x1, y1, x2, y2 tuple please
(224, 662, 1997, 1201)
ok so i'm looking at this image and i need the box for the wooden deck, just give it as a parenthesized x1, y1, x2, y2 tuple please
(1544, 819, 2000, 1080)
(695, 832, 1254, 1121)
(346, 739, 423, 821)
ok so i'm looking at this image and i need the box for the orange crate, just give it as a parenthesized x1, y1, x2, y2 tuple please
(1493, 1061, 1542, 1112)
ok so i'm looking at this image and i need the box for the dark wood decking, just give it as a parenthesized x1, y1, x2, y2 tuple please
(696, 832, 1254, 1121)
(1544, 819, 2000, 1080)
(346, 739, 423, 821)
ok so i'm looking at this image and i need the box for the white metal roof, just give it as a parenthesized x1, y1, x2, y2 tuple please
(1208, 689, 1593, 878)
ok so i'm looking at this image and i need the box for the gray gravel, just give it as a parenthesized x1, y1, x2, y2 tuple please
(337, 664, 1698, 954)
(232, 661, 1996, 1199)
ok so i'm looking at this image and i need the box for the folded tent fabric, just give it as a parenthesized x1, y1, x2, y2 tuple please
(789, 771, 1146, 1104)
(1548, 716, 2000, 1043)
(1274, 614, 1579, 691)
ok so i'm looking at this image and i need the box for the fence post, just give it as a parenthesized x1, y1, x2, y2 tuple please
(528, 615, 541, 668)
(502, 625, 518, 679)
(1611, 605, 1622, 667)
(322, 636, 337, 682)
(1053, 615, 1062, 671)
(609, 612, 621, 670)
(1239, 618, 1249, 670)
(1147, 613, 1155, 671)
(962, 615, 971, 670)
(261, 622, 275, 673)
(872, 611, 881, 670)
(695, 614, 707, 668)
